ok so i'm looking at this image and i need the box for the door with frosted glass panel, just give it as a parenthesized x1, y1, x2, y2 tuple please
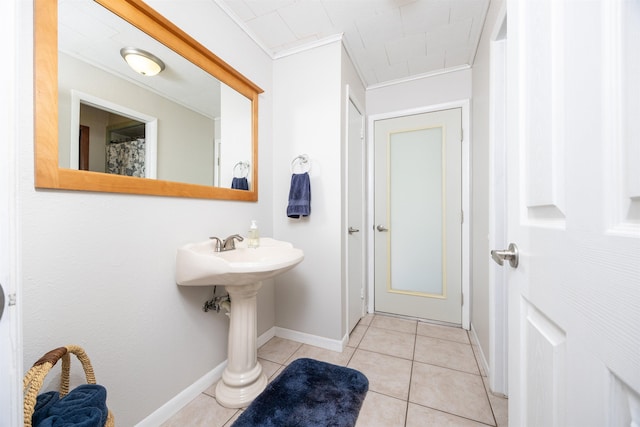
(374, 108, 462, 324)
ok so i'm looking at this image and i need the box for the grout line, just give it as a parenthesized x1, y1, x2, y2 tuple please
(408, 401, 497, 427)
(405, 362, 414, 426)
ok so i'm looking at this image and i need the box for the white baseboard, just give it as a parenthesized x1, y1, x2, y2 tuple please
(135, 361, 226, 427)
(469, 324, 490, 379)
(258, 326, 276, 348)
(274, 326, 346, 352)
(136, 327, 343, 425)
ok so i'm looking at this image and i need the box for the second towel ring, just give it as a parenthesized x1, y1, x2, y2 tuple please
(291, 154, 310, 174)
(233, 161, 250, 178)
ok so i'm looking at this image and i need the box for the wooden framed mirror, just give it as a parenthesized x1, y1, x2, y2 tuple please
(35, 0, 263, 201)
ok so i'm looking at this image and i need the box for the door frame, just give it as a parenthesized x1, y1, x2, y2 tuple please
(488, 4, 508, 397)
(0, 0, 22, 423)
(70, 90, 158, 178)
(367, 99, 471, 329)
(344, 84, 366, 335)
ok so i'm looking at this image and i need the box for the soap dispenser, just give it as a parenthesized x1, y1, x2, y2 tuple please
(248, 220, 260, 248)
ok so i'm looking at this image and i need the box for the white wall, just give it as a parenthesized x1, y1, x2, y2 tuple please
(367, 69, 472, 116)
(272, 41, 345, 342)
(19, 1, 274, 425)
(470, 0, 505, 385)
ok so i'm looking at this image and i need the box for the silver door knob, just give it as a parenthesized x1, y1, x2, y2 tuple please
(348, 226, 360, 234)
(0, 282, 4, 321)
(491, 243, 519, 268)
(376, 224, 388, 232)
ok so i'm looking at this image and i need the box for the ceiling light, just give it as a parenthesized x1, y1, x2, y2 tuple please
(120, 47, 165, 76)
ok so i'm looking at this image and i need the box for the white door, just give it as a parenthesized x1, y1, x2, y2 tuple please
(347, 97, 365, 333)
(374, 109, 462, 324)
(502, 0, 640, 425)
(0, 0, 21, 422)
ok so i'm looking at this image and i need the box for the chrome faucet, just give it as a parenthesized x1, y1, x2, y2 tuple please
(209, 234, 244, 252)
(222, 234, 244, 251)
(209, 236, 222, 252)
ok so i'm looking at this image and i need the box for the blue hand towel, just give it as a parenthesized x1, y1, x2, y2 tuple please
(37, 407, 104, 427)
(231, 177, 249, 190)
(287, 172, 311, 218)
(38, 384, 108, 427)
(33, 391, 60, 426)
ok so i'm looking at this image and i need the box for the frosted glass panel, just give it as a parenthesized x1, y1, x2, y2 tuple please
(389, 127, 444, 295)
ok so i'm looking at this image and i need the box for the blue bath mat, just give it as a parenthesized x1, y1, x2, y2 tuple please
(232, 358, 369, 427)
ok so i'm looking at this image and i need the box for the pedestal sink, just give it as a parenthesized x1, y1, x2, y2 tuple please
(175, 237, 304, 408)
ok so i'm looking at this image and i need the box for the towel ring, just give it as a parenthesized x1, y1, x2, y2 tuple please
(233, 161, 250, 178)
(291, 154, 310, 174)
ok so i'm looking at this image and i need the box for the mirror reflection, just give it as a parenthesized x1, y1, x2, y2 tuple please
(79, 103, 150, 177)
(54, 0, 255, 191)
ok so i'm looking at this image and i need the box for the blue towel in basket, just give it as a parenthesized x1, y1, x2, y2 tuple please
(33, 391, 60, 426)
(38, 407, 105, 427)
(34, 384, 108, 427)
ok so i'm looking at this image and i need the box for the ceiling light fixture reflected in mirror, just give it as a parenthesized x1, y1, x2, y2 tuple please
(120, 47, 165, 76)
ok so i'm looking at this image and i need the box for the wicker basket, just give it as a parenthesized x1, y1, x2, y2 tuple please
(23, 345, 114, 427)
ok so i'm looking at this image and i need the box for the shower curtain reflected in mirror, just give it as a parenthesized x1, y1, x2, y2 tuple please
(106, 138, 146, 177)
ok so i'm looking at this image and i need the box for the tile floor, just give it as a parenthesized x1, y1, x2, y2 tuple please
(162, 314, 508, 427)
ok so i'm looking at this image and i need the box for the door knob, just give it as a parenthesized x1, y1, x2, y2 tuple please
(376, 224, 388, 232)
(0, 282, 5, 321)
(348, 226, 360, 234)
(491, 243, 519, 268)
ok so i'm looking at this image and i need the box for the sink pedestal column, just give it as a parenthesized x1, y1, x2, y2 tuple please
(215, 282, 267, 408)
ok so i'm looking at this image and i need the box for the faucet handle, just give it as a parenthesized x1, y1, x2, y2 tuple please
(209, 236, 222, 252)
(222, 234, 244, 251)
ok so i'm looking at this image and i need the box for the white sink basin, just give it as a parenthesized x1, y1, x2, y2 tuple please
(176, 237, 304, 286)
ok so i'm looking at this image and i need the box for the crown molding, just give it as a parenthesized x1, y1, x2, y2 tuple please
(366, 64, 472, 90)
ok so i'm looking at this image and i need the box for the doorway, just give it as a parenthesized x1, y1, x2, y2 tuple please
(371, 106, 468, 326)
(346, 92, 366, 334)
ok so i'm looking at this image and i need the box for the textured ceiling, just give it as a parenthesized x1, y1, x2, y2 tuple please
(215, 0, 490, 87)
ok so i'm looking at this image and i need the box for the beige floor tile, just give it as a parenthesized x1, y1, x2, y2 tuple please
(355, 391, 407, 427)
(410, 362, 494, 425)
(417, 322, 469, 344)
(259, 358, 282, 380)
(489, 392, 508, 427)
(203, 382, 216, 398)
(256, 336, 302, 364)
(359, 326, 415, 360)
(222, 409, 243, 427)
(483, 378, 508, 427)
(286, 343, 355, 366)
(348, 324, 368, 347)
(414, 335, 479, 374)
(359, 314, 374, 326)
(371, 315, 417, 334)
(406, 403, 490, 427)
(267, 365, 286, 384)
(348, 349, 413, 400)
(161, 394, 238, 427)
